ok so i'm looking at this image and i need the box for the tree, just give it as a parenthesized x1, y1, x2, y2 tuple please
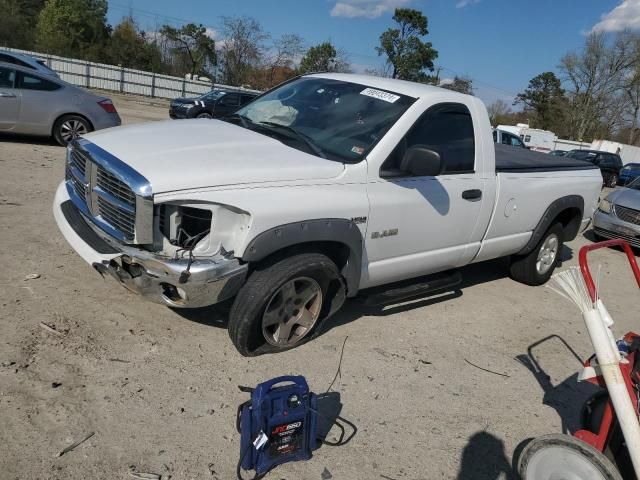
(514, 72, 566, 131)
(560, 31, 639, 141)
(298, 42, 350, 74)
(160, 23, 216, 77)
(440, 76, 473, 95)
(376, 8, 438, 82)
(487, 99, 512, 126)
(35, 0, 110, 61)
(0, 0, 45, 49)
(107, 17, 163, 72)
(218, 16, 268, 86)
(261, 34, 304, 87)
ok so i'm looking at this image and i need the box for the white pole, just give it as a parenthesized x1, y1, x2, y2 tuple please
(583, 309, 640, 476)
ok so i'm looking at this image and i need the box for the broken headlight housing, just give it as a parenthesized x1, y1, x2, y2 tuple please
(157, 204, 213, 249)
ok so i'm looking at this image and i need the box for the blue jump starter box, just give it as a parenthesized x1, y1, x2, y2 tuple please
(237, 375, 318, 478)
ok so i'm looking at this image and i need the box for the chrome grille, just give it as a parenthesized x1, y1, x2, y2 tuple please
(97, 196, 135, 238)
(614, 205, 640, 226)
(97, 167, 136, 206)
(64, 139, 153, 244)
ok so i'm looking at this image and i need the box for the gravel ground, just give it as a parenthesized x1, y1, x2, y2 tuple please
(0, 92, 637, 480)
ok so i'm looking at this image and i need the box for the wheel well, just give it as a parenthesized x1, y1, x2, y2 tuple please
(555, 207, 582, 241)
(251, 241, 350, 275)
(52, 113, 94, 136)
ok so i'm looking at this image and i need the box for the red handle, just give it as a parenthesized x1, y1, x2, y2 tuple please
(579, 239, 640, 302)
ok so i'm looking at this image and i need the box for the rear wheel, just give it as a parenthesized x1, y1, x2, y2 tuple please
(518, 434, 622, 480)
(607, 173, 618, 188)
(228, 253, 341, 356)
(53, 114, 92, 146)
(510, 223, 564, 285)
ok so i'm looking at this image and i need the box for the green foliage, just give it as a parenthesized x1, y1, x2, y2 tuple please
(440, 76, 473, 95)
(376, 8, 438, 82)
(515, 72, 567, 131)
(35, 0, 110, 61)
(0, 0, 45, 49)
(299, 42, 338, 73)
(107, 17, 163, 72)
(160, 23, 217, 76)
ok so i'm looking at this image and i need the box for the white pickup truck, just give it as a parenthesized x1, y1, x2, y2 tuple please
(53, 73, 602, 356)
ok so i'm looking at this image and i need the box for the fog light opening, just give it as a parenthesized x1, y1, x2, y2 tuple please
(160, 283, 187, 305)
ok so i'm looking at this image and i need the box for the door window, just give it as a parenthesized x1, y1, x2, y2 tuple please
(383, 102, 475, 175)
(17, 72, 61, 91)
(0, 66, 16, 88)
(240, 94, 255, 105)
(219, 93, 240, 106)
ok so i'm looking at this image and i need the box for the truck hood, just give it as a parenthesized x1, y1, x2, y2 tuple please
(608, 186, 640, 210)
(84, 120, 345, 193)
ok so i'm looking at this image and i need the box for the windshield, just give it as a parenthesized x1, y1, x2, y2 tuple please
(623, 164, 640, 172)
(36, 60, 56, 73)
(566, 150, 597, 161)
(201, 90, 227, 101)
(230, 77, 415, 162)
(627, 177, 640, 190)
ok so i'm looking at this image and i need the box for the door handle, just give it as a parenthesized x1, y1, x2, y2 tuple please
(0, 92, 16, 98)
(462, 189, 482, 201)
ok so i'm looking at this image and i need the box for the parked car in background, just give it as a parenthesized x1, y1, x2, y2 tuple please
(0, 50, 59, 78)
(169, 89, 258, 119)
(618, 163, 640, 186)
(493, 128, 527, 148)
(0, 62, 121, 145)
(549, 150, 567, 156)
(593, 177, 640, 247)
(565, 149, 623, 188)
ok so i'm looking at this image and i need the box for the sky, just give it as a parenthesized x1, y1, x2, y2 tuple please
(105, 0, 638, 106)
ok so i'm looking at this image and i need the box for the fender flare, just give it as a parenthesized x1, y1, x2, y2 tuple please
(517, 195, 584, 256)
(242, 219, 363, 296)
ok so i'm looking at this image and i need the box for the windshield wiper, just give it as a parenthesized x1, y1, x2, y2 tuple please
(222, 113, 253, 128)
(257, 121, 327, 159)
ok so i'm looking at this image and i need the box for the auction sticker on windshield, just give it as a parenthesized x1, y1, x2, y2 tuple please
(360, 88, 400, 103)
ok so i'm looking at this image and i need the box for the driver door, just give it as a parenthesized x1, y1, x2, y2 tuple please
(363, 102, 487, 288)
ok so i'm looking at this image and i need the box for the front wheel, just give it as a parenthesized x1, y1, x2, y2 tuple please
(196, 112, 213, 119)
(228, 253, 341, 356)
(518, 434, 622, 480)
(607, 173, 618, 188)
(510, 223, 564, 285)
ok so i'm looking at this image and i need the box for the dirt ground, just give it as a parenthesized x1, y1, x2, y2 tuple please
(0, 92, 637, 480)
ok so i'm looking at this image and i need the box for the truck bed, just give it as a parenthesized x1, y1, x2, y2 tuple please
(495, 144, 598, 173)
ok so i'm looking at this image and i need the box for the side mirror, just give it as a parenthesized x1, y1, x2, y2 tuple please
(401, 146, 443, 177)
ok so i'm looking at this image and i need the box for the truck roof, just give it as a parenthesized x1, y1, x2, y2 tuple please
(308, 72, 468, 99)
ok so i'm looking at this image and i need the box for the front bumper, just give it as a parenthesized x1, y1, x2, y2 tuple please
(593, 209, 640, 248)
(53, 182, 248, 308)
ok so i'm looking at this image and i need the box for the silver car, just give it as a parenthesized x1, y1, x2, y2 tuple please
(593, 178, 640, 247)
(0, 62, 121, 145)
(0, 50, 60, 78)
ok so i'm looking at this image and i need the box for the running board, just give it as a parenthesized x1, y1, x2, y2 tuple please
(359, 270, 462, 306)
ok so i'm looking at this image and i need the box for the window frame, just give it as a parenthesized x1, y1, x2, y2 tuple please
(381, 101, 476, 178)
(16, 71, 62, 91)
(0, 65, 17, 89)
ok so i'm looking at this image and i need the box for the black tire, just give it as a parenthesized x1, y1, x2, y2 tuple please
(608, 173, 618, 188)
(53, 114, 92, 146)
(510, 223, 564, 286)
(518, 434, 623, 480)
(228, 253, 340, 356)
(196, 112, 213, 119)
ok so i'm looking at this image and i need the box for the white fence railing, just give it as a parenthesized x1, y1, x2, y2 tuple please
(5, 47, 260, 100)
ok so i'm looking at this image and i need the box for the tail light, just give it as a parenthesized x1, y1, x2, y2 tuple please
(98, 99, 117, 114)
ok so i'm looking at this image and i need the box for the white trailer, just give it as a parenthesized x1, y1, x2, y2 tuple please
(591, 139, 640, 165)
(497, 124, 557, 153)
